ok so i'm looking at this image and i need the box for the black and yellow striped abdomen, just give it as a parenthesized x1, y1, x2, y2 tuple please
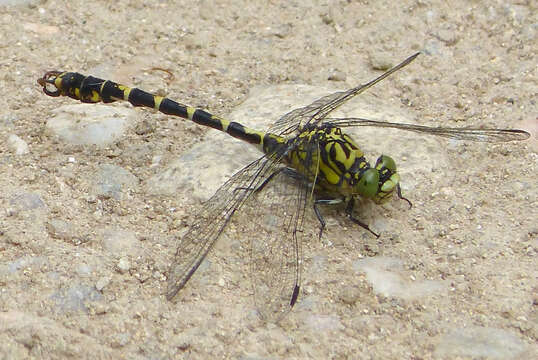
(43, 71, 285, 155)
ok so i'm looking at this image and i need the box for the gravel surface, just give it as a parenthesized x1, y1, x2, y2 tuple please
(1, 0, 536, 359)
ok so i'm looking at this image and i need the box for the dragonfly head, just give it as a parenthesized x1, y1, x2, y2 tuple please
(354, 155, 400, 204)
(372, 155, 400, 204)
(352, 154, 398, 203)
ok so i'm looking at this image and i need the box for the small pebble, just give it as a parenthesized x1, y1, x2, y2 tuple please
(46, 219, 74, 241)
(9, 192, 45, 211)
(7, 134, 29, 155)
(339, 286, 360, 305)
(116, 257, 131, 274)
(328, 70, 346, 82)
(369, 52, 394, 71)
(96, 276, 111, 291)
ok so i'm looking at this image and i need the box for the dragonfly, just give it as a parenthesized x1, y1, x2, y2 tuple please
(38, 52, 530, 321)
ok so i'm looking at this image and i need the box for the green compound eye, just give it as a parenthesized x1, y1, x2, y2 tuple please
(372, 155, 399, 204)
(375, 155, 397, 172)
(357, 168, 380, 198)
(380, 173, 400, 193)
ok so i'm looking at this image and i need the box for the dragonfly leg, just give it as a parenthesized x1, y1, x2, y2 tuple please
(345, 198, 380, 238)
(253, 167, 285, 193)
(251, 167, 300, 193)
(397, 184, 412, 209)
(314, 198, 343, 239)
(233, 166, 290, 193)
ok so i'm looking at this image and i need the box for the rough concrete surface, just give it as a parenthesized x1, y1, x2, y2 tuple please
(0, 0, 536, 359)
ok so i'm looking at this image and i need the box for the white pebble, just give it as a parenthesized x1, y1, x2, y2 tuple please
(7, 134, 29, 155)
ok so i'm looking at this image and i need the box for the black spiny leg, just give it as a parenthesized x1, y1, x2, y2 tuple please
(234, 166, 295, 194)
(397, 184, 412, 209)
(252, 167, 286, 193)
(313, 198, 343, 239)
(253, 166, 306, 192)
(345, 198, 380, 238)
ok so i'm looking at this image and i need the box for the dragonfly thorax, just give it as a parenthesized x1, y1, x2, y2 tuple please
(288, 125, 400, 204)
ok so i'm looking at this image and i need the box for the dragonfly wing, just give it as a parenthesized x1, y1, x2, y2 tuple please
(268, 90, 352, 136)
(166, 154, 285, 300)
(268, 53, 420, 136)
(242, 165, 308, 322)
(325, 118, 531, 143)
(244, 137, 319, 322)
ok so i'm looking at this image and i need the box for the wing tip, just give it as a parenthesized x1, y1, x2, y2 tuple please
(290, 285, 300, 307)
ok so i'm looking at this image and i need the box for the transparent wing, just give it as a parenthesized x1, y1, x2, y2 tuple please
(243, 137, 320, 321)
(324, 118, 531, 142)
(166, 152, 286, 301)
(268, 53, 420, 136)
(241, 166, 308, 322)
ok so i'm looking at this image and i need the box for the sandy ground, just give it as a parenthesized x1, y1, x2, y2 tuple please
(0, 0, 536, 359)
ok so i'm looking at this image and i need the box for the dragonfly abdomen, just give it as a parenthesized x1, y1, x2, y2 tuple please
(39, 71, 286, 152)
